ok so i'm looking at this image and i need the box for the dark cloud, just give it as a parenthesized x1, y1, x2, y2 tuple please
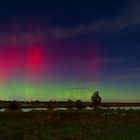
(64, 87, 87, 90)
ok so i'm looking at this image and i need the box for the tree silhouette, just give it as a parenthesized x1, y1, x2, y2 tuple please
(76, 100, 84, 110)
(91, 91, 101, 108)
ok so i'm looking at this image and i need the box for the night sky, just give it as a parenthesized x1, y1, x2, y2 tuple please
(0, 0, 140, 102)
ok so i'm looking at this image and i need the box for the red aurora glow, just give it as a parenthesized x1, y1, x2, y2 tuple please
(26, 42, 43, 79)
(0, 42, 44, 80)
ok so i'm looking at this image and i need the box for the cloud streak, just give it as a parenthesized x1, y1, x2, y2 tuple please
(0, 1, 140, 43)
(84, 72, 140, 82)
(64, 87, 87, 90)
(50, 0, 140, 39)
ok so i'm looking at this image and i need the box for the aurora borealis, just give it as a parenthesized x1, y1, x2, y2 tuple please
(0, 0, 140, 101)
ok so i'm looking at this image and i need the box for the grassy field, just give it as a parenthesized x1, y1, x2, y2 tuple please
(0, 109, 139, 140)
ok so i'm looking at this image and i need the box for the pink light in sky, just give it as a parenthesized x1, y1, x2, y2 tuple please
(0, 44, 19, 80)
(88, 46, 100, 80)
(26, 42, 43, 80)
(0, 42, 45, 81)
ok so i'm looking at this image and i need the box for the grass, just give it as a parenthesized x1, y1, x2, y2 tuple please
(0, 109, 139, 140)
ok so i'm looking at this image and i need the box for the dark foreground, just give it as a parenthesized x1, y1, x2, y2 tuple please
(0, 109, 140, 140)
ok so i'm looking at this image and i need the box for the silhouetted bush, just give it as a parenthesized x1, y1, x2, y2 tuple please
(66, 99, 74, 110)
(6, 101, 21, 111)
(76, 100, 84, 110)
(35, 100, 40, 104)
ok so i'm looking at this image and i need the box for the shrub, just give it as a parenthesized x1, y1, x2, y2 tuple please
(76, 100, 84, 110)
(6, 101, 21, 111)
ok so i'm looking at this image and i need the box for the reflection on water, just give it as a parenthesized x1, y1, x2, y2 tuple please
(0, 106, 139, 112)
(22, 108, 33, 112)
(85, 107, 93, 110)
(53, 107, 67, 111)
(0, 108, 5, 112)
(86, 106, 140, 110)
(107, 106, 140, 110)
(22, 108, 48, 112)
(34, 108, 48, 111)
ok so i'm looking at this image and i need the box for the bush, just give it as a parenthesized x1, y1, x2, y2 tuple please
(6, 101, 21, 111)
(76, 100, 84, 110)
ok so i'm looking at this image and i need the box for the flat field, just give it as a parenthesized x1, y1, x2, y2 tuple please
(0, 109, 139, 140)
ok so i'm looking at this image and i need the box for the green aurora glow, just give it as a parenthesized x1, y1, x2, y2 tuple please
(0, 80, 139, 102)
